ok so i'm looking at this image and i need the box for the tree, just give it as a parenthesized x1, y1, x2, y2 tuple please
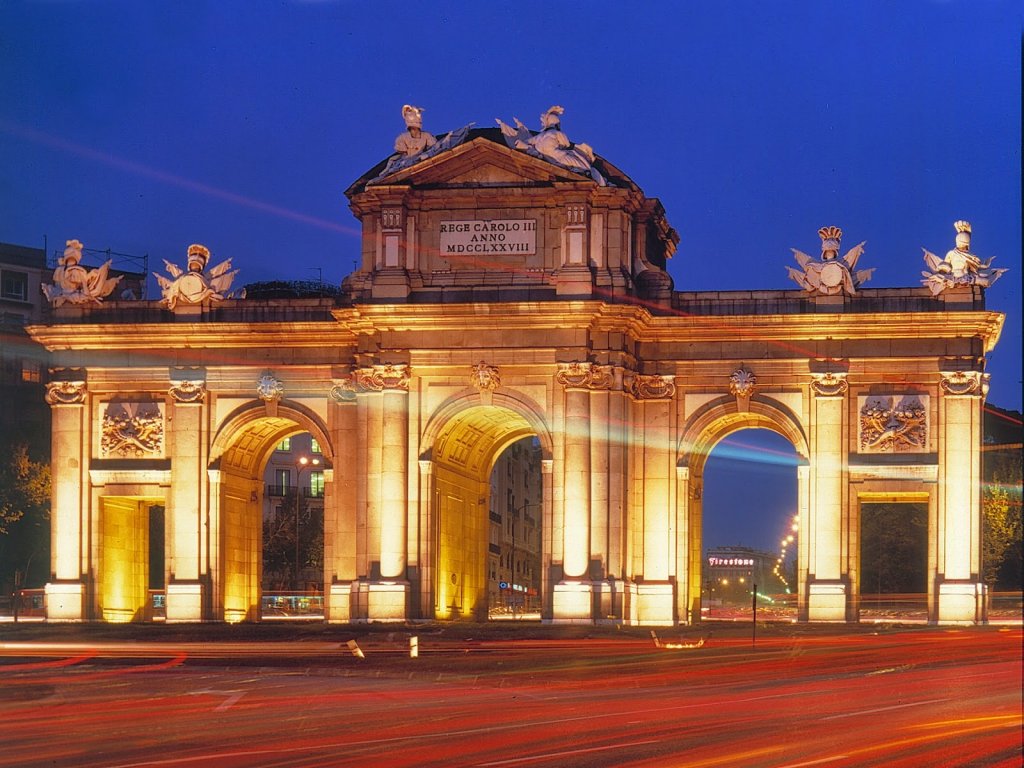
(860, 503, 928, 594)
(0, 442, 51, 590)
(982, 450, 1023, 590)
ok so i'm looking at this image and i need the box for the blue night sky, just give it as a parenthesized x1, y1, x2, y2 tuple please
(1, 2, 1020, 553)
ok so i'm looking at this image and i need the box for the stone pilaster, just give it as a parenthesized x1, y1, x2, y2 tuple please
(806, 372, 848, 621)
(165, 371, 207, 622)
(935, 370, 987, 624)
(326, 376, 358, 623)
(45, 377, 89, 621)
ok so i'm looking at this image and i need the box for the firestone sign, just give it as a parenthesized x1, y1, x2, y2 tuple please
(440, 219, 537, 255)
(708, 557, 755, 567)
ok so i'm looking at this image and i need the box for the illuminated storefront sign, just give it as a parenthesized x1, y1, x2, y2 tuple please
(708, 557, 754, 567)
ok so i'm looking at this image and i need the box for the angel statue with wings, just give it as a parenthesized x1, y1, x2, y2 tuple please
(154, 243, 244, 310)
(41, 239, 122, 307)
(787, 226, 874, 296)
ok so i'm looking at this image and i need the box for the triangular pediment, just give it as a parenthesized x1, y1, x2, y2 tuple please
(365, 136, 594, 189)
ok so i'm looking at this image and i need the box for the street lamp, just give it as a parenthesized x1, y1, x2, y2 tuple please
(293, 455, 321, 590)
(509, 501, 541, 617)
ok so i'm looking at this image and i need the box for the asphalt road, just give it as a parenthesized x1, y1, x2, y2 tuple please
(1, 624, 1020, 767)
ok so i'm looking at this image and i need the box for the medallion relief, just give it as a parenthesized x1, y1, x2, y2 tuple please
(810, 372, 849, 397)
(257, 372, 284, 402)
(470, 362, 501, 393)
(858, 395, 928, 453)
(101, 402, 164, 458)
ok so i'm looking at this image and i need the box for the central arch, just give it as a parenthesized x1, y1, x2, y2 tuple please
(210, 402, 332, 622)
(678, 396, 809, 622)
(423, 393, 552, 620)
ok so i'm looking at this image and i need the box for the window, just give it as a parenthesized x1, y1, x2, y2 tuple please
(21, 360, 41, 383)
(310, 470, 325, 498)
(275, 469, 290, 491)
(276, 437, 291, 451)
(1, 270, 28, 301)
(310, 437, 322, 454)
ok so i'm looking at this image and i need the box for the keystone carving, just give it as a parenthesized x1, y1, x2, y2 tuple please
(470, 362, 501, 392)
(257, 372, 284, 402)
(729, 367, 757, 399)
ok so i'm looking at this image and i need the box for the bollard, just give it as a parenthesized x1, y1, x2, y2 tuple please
(346, 639, 365, 659)
(409, 636, 418, 658)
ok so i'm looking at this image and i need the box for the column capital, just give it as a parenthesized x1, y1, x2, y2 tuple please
(556, 361, 614, 391)
(354, 363, 410, 392)
(810, 371, 848, 398)
(627, 373, 675, 400)
(939, 370, 989, 397)
(45, 379, 87, 405)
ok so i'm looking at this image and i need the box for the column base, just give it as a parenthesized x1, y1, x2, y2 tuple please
(936, 581, 986, 625)
(807, 580, 848, 622)
(44, 582, 86, 622)
(636, 582, 675, 626)
(550, 580, 594, 623)
(362, 581, 409, 623)
(592, 578, 635, 624)
(165, 581, 204, 622)
(326, 582, 353, 624)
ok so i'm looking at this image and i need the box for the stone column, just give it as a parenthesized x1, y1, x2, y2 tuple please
(551, 363, 595, 622)
(806, 373, 848, 621)
(675, 465, 695, 624)
(44, 378, 89, 621)
(355, 364, 410, 621)
(206, 469, 223, 619)
(165, 374, 207, 622)
(630, 373, 676, 626)
(936, 371, 987, 624)
(326, 377, 358, 623)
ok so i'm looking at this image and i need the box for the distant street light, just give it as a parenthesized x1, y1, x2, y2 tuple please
(294, 455, 321, 590)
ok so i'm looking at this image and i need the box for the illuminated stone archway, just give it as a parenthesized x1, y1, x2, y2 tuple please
(678, 397, 810, 622)
(210, 402, 333, 622)
(30, 122, 1002, 626)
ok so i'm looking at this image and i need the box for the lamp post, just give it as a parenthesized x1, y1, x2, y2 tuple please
(510, 502, 540, 617)
(293, 455, 321, 590)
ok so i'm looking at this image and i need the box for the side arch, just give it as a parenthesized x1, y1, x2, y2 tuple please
(210, 400, 334, 473)
(419, 388, 554, 462)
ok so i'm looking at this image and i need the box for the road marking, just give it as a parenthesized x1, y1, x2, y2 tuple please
(819, 697, 950, 720)
(778, 757, 851, 767)
(475, 739, 662, 766)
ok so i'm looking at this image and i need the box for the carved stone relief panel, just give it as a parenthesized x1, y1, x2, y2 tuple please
(857, 395, 929, 454)
(100, 401, 165, 458)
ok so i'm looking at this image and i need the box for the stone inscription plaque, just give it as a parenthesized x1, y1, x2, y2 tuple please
(440, 219, 537, 256)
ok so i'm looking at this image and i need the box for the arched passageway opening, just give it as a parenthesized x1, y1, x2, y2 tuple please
(700, 429, 801, 620)
(429, 404, 543, 621)
(212, 409, 330, 622)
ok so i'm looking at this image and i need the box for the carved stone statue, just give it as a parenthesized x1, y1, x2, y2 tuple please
(41, 239, 122, 307)
(922, 220, 1006, 295)
(394, 105, 436, 158)
(374, 105, 473, 180)
(787, 226, 873, 296)
(154, 244, 244, 310)
(497, 106, 606, 186)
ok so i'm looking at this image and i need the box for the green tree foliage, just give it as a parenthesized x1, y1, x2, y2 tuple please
(860, 503, 927, 594)
(0, 442, 51, 589)
(982, 449, 1023, 590)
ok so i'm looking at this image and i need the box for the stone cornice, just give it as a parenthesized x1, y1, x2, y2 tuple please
(26, 321, 352, 352)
